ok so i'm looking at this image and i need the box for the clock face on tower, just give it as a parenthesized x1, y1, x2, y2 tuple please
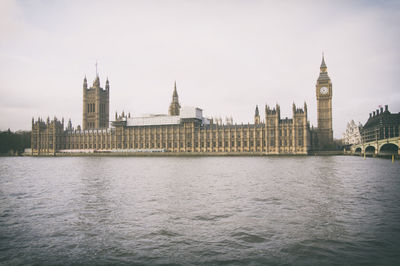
(320, 86, 329, 95)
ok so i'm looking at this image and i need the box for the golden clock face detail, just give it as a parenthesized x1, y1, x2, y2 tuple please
(320, 87, 328, 95)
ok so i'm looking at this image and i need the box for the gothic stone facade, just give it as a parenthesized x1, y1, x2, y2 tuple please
(31, 57, 333, 155)
(82, 75, 109, 130)
(32, 105, 310, 155)
(31, 117, 65, 155)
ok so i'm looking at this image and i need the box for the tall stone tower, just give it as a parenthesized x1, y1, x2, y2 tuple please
(82, 75, 110, 130)
(316, 54, 333, 148)
(168, 81, 181, 116)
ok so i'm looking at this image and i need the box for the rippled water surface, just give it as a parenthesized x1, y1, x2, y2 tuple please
(1, 156, 400, 265)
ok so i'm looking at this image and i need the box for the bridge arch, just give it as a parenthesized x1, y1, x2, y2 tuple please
(355, 147, 362, 154)
(379, 143, 399, 155)
(365, 145, 376, 154)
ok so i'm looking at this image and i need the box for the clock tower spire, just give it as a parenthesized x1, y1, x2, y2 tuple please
(316, 54, 333, 149)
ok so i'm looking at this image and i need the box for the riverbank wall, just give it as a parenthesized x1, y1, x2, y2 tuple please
(22, 151, 347, 157)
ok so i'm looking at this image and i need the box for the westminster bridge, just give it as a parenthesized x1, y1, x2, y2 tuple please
(351, 136, 400, 156)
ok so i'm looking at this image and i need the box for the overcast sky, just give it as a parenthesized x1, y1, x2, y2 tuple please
(1, 0, 399, 138)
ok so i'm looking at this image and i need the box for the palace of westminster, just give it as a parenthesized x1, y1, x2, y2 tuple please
(31, 56, 334, 155)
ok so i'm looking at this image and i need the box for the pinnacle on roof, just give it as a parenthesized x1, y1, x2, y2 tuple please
(320, 53, 327, 69)
(83, 75, 88, 89)
(318, 53, 330, 80)
(255, 105, 259, 116)
(105, 77, 110, 90)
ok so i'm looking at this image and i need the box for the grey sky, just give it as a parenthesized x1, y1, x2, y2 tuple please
(1, 0, 399, 138)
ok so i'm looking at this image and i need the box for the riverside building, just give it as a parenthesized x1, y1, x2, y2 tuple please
(31, 56, 334, 155)
(360, 105, 400, 143)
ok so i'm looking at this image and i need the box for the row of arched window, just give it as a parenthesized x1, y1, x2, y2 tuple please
(87, 103, 106, 113)
(88, 103, 95, 113)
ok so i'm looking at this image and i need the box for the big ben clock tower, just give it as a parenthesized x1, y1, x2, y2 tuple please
(316, 54, 333, 148)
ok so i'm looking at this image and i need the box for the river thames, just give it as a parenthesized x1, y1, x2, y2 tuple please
(0, 156, 399, 265)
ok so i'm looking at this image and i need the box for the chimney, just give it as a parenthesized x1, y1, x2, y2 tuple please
(376, 109, 379, 115)
(385, 105, 388, 112)
(380, 107, 383, 114)
(373, 111, 376, 116)
(369, 113, 372, 118)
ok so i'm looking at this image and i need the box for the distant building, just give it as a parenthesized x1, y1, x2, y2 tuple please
(342, 120, 362, 145)
(31, 56, 334, 155)
(360, 105, 400, 143)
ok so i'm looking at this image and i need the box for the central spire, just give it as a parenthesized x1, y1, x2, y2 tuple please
(173, 80, 178, 97)
(93, 75, 100, 88)
(169, 81, 181, 116)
